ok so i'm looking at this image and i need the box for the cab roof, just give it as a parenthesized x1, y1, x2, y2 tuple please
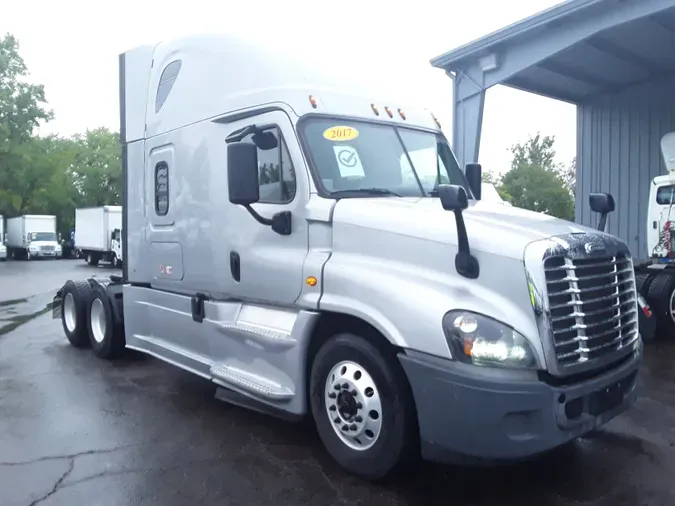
(121, 33, 440, 140)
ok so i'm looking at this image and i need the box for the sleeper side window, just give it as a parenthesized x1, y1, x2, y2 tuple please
(656, 185, 675, 205)
(155, 60, 182, 113)
(244, 128, 296, 204)
(155, 162, 169, 216)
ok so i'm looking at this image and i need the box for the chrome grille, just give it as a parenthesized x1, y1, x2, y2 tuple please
(544, 253, 638, 368)
(40, 245, 55, 252)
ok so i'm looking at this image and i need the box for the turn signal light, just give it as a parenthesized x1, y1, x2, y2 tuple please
(309, 95, 318, 109)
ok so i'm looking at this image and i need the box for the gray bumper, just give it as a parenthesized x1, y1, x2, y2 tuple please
(398, 346, 641, 464)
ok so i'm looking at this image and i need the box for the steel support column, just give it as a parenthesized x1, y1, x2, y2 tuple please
(452, 70, 485, 167)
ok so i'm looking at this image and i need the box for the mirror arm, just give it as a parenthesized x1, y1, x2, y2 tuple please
(453, 210, 480, 279)
(244, 204, 273, 226)
(597, 213, 608, 233)
(243, 205, 292, 236)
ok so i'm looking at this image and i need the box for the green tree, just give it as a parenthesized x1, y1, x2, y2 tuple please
(0, 33, 54, 216)
(70, 128, 122, 207)
(500, 133, 574, 220)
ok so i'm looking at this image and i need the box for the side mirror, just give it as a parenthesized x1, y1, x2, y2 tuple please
(438, 184, 478, 279)
(589, 192, 615, 232)
(465, 163, 482, 200)
(227, 142, 260, 206)
(438, 184, 469, 211)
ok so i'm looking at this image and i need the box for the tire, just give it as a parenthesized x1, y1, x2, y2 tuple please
(309, 333, 418, 481)
(647, 271, 675, 337)
(87, 283, 125, 359)
(636, 271, 656, 297)
(26, 250, 32, 261)
(61, 280, 94, 348)
(86, 252, 99, 267)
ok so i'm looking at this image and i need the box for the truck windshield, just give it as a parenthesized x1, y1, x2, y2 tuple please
(30, 232, 56, 242)
(299, 117, 472, 198)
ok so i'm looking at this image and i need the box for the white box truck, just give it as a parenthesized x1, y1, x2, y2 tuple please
(52, 34, 642, 481)
(0, 215, 6, 261)
(7, 215, 61, 260)
(75, 206, 123, 267)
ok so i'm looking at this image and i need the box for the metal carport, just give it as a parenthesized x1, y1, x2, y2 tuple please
(431, 0, 675, 258)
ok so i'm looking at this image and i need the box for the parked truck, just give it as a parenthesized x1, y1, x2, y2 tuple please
(630, 132, 675, 336)
(7, 215, 61, 260)
(0, 215, 6, 261)
(52, 34, 642, 481)
(75, 206, 123, 267)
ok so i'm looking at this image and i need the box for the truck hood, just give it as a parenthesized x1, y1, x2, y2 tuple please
(331, 197, 602, 260)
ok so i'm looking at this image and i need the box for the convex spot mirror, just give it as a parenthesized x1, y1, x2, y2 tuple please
(589, 192, 615, 214)
(438, 184, 469, 211)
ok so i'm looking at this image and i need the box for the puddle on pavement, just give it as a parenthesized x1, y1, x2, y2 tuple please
(0, 297, 28, 308)
(0, 298, 55, 336)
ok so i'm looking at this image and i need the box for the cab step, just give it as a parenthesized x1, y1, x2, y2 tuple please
(209, 363, 294, 401)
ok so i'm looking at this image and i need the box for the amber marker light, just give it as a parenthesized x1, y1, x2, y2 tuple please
(384, 106, 393, 118)
(398, 108, 406, 120)
(371, 103, 380, 116)
(306, 276, 318, 287)
(309, 95, 318, 108)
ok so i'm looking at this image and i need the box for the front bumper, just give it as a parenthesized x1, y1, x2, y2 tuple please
(30, 250, 61, 258)
(398, 345, 642, 464)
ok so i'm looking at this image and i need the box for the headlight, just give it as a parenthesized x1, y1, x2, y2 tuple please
(443, 310, 539, 369)
(29, 245, 38, 251)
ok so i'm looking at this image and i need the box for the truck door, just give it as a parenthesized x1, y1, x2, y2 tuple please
(226, 110, 309, 305)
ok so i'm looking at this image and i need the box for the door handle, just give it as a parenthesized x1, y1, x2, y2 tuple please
(230, 251, 241, 282)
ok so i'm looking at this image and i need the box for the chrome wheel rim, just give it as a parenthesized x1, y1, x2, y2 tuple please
(91, 298, 107, 343)
(324, 360, 383, 451)
(64, 293, 77, 332)
(669, 289, 675, 323)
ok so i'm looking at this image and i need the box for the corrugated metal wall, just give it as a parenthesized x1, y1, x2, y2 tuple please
(577, 75, 675, 259)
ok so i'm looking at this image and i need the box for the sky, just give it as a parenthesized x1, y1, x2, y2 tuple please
(1, 0, 577, 175)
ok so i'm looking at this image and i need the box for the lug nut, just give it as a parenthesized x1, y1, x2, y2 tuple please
(333, 417, 340, 424)
(328, 392, 336, 399)
(350, 390, 357, 396)
(334, 384, 341, 391)
(329, 405, 336, 411)
(355, 416, 362, 423)
(342, 383, 349, 389)
(349, 424, 357, 431)
(341, 424, 349, 431)
(355, 402, 362, 409)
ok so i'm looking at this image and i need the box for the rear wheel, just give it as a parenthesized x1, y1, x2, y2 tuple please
(647, 270, 675, 337)
(61, 280, 94, 348)
(309, 333, 418, 481)
(87, 283, 125, 359)
(86, 252, 99, 266)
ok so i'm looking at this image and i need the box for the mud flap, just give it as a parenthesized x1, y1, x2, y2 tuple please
(52, 289, 63, 319)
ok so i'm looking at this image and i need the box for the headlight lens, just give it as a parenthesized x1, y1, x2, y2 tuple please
(443, 310, 538, 369)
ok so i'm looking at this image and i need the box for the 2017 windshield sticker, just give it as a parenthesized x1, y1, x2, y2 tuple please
(323, 126, 359, 141)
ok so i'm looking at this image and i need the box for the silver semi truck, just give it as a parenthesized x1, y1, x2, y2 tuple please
(53, 34, 642, 481)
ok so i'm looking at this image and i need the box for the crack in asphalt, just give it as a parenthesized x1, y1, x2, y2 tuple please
(0, 443, 135, 467)
(29, 458, 75, 506)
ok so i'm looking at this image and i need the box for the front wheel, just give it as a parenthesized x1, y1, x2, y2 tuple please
(309, 333, 418, 481)
(647, 271, 675, 337)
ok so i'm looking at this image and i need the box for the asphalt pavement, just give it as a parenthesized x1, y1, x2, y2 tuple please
(1, 259, 675, 505)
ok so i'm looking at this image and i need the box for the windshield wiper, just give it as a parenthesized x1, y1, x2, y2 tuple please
(330, 188, 402, 198)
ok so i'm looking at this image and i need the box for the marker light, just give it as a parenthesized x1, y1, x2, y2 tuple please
(384, 106, 393, 118)
(306, 276, 318, 287)
(371, 103, 380, 116)
(398, 108, 406, 120)
(309, 95, 318, 109)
